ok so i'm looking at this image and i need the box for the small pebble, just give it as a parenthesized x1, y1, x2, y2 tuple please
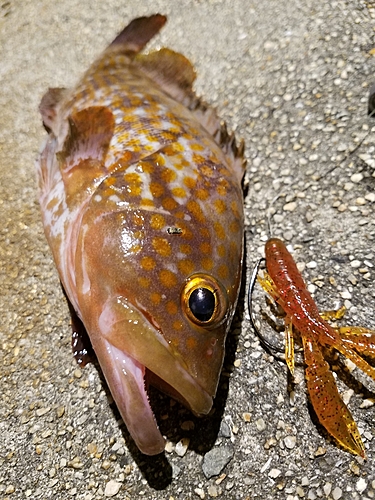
(323, 482, 332, 496)
(175, 438, 190, 457)
(194, 488, 205, 499)
(256, 418, 266, 431)
(202, 446, 234, 478)
(269, 468, 281, 479)
(284, 435, 296, 449)
(207, 485, 219, 497)
(356, 478, 367, 494)
(332, 486, 343, 500)
(104, 480, 122, 497)
(306, 261, 317, 269)
(360, 399, 374, 409)
(165, 440, 174, 453)
(36, 407, 50, 417)
(350, 173, 363, 183)
(283, 201, 297, 212)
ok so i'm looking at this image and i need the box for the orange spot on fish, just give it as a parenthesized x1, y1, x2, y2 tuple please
(173, 320, 183, 331)
(231, 200, 240, 218)
(138, 277, 150, 288)
(159, 269, 178, 288)
(150, 214, 165, 230)
(161, 168, 177, 183)
(171, 187, 186, 198)
(192, 153, 206, 165)
(200, 242, 211, 254)
(200, 165, 214, 178)
(150, 182, 164, 198)
(138, 160, 154, 174)
(150, 292, 161, 304)
(162, 197, 178, 211)
(152, 237, 171, 257)
(218, 264, 229, 280)
(133, 213, 144, 226)
(214, 199, 226, 214)
(180, 243, 192, 254)
(214, 221, 225, 240)
(183, 176, 196, 189)
(200, 228, 210, 239)
(166, 301, 178, 315)
(201, 257, 214, 271)
(186, 337, 198, 349)
(187, 200, 205, 222)
(217, 179, 229, 196)
(229, 220, 240, 233)
(130, 244, 142, 253)
(195, 188, 209, 200)
(217, 244, 226, 258)
(178, 259, 195, 275)
(140, 198, 154, 208)
(141, 256, 156, 271)
(124, 172, 142, 196)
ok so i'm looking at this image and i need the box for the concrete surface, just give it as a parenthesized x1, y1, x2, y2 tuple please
(1, 0, 375, 498)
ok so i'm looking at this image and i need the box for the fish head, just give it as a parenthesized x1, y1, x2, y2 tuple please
(74, 153, 244, 454)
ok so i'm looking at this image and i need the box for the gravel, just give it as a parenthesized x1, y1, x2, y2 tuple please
(1, 0, 375, 499)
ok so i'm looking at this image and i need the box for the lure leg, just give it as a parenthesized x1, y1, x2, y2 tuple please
(333, 338, 375, 384)
(302, 335, 365, 457)
(285, 317, 295, 376)
(258, 271, 295, 372)
(338, 326, 375, 361)
(320, 306, 346, 321)
(257, 271, 285, 306)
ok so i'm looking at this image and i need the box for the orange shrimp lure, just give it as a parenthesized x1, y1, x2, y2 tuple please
(256, 237, 375, 458)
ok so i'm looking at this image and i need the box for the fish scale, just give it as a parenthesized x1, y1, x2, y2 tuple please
(37, 14, 245, 455)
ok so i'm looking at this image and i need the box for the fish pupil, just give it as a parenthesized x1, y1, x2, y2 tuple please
(189, 288, 215, 322)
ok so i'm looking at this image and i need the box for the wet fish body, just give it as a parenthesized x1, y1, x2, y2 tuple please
(37, 15, 245, 455)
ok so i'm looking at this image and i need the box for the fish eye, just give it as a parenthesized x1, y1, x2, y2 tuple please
(181, 274, 228, 327)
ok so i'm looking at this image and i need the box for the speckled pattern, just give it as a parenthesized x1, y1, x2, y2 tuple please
(1, 0, 375, 498)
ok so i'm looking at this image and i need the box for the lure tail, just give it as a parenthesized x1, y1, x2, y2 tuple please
(302, 336, 365, 457)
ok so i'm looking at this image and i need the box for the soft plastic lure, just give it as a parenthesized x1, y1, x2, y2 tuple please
(257, 238, 375, 457)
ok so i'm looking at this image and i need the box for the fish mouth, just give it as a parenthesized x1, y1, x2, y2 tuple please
(93, 295, 213, 455)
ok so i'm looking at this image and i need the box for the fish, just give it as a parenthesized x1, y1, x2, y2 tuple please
(36, 14, 246, 455)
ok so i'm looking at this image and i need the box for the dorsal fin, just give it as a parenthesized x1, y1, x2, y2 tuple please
(57, 106, 115, 169)
(108, 14, 167, 56)
(136, 48, 196, 104)
(213, 121, 247, 184)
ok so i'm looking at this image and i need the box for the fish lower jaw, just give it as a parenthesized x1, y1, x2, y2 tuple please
(97, 336, 214, 455)
(98, 340, 165, 455)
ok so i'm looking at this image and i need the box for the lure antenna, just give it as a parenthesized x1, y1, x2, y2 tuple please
(247, 257, 285, 355)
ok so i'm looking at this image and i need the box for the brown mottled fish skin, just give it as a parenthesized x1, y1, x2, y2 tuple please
(37, 14, 246, 455)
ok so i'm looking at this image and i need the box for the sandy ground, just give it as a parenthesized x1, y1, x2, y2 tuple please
(1, 0, 375, 498)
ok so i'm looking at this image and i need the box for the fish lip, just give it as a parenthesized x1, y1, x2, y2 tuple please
(98, 295, 214, 416)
